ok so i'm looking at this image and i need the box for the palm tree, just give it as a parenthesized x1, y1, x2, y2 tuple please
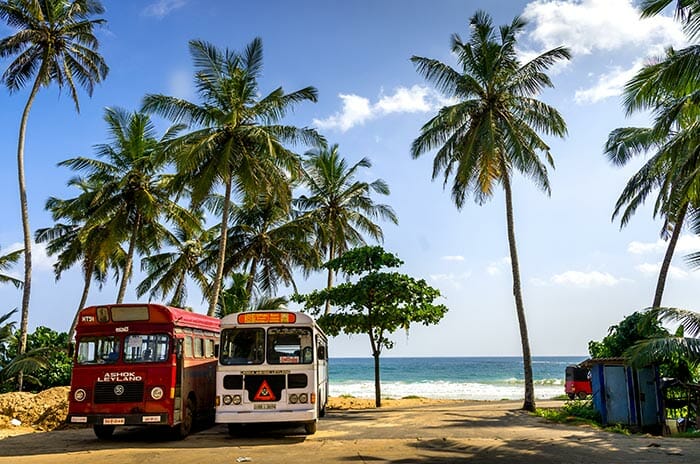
(606, 45, 700, 308)
(143, 38, 324, 316)
(59, 107, 196, 303)
(0, 247, 23, 288)
(0, 0, 108, 377)
(224, 195, 320, 299)
(296, 144, 398, 315)
(35, 178, 122, 341)
(641, 1, 700, 40)
(137, 223, 213, 308)
(411, 11, 570, 411)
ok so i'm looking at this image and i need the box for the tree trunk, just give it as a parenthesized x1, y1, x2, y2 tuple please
(373, 349, 382, 408)
(324, 242, 335, 316)
(117, 215, 140, 303)
(653, 203, 688, 308)
(208, 178, 232, 316)
(16, 72, 43, 391)
(68, 259, 94, 342)
(245, 258, 258, 300)
(502, 170, 535, 412)
(171, 271, 186, 307)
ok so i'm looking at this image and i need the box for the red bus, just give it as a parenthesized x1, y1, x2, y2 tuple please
(66, 303, 220, 439)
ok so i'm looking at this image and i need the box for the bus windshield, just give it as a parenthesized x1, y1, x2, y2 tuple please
(267, 327, 313, 364)
(123, 334, 170, 363)
(76, 336, 120, 365)
(219, 328, 264, 365)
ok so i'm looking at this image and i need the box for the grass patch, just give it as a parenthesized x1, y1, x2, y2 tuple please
(400, 395, 424, 400)
(339, 394, 356, 399)
(534, 399, 601, 427)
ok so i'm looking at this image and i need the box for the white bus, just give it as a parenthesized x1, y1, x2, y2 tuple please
(215, 311, 328, 435)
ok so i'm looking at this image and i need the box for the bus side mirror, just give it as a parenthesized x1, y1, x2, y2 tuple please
(214, 344, 219, 358)
(318, 346, 326, 360)
(68, 342, 75, 359)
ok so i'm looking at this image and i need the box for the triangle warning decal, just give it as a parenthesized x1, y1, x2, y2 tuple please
(253, 380, 277, 401)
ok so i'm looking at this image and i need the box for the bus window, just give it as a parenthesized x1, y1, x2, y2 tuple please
(219, 328, 264, 365)
(76, 336, 120, 364)
(267, 328, 313, 364)
(194, 338, 204, 358)
(123, 334, 169, 363)
(205, 339, 214, 358)
(184, 336, 193, 358)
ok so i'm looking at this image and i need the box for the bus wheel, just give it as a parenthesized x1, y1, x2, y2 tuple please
(173, 397, 194, 439)
(567, 393, 575, 400)
(304, 420, 317, 435)
(318, 399, 326, 418)
(93, 424, 115, 440)
(577, 391, 588, 400)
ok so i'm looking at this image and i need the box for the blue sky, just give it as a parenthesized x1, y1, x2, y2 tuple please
(1, 0, 698, 358)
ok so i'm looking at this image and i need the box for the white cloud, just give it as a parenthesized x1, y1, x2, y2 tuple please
(5, 242, 55, 273)
(574, 60, 642, 104)
(430, 272, 472, 289)
(142, 0, 188, 18)
(634, 262, 695, 280)
(548, 270, 624, 288)
(441, 255, 465, 262)
(628, 234, 700, 255)
(522, 0, 686, 56)
(486, 257, 511, 276)
(314, 85, 452, 132)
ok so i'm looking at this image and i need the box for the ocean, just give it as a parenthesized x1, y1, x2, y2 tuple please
(328, 356, 587, 401)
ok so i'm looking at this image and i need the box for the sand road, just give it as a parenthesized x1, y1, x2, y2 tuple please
(0, 400, 695, 463)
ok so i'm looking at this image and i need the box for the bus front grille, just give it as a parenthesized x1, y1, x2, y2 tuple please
(94, 381, 144, 403)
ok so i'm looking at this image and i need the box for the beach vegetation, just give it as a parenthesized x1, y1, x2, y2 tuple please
(0, 0, 109, 390)
(295, 144, 398, 315)
(293, 246, 448, 407)
(143, 38, 324, 316)
(410, 11, 570, 412)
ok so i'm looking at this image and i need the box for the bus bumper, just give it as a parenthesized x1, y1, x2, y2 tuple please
(215, 408, 315, 424)
(66, 413, 169, 426)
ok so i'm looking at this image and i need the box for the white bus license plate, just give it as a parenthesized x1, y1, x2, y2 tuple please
(103, 418, 125, 425)
(253, 404, 276, 410)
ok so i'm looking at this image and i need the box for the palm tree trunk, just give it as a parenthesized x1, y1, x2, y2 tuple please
(324, 242, 335, 316)
(502, 170, 535, 412)
(172, 271, 187, 307)
(369, 328, 381, 408)
(653, 203, 688, 308)
(117, 215, 141, 303)
(68, 260, 94, 342)
(16, 72, 44, 391)
(245, 258, 258, 299)
(208, 178, 232, 316)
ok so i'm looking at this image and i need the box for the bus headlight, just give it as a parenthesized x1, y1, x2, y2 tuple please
(222, 395, 233, 405)
(150, 386, 164, 400)
(74, 388, 86, 402)
(299, 393, 308, 404)
(232, 395, 242, 405)
(289, 393, 298, 404)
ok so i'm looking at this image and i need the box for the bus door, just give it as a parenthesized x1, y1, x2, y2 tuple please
(173, 337, 184, 422)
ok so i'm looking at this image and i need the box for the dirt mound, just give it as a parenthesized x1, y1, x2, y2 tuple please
(0, 386, 69, 433)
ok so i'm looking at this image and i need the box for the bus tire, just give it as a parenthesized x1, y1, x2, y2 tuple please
(318, 399, 326, 418)
(93, 424, 115, 439)
(577, 391, 588, 400)
(304, 420, 317, 435)
(172, 397, 194, 440)
(567, 393, 575, 400)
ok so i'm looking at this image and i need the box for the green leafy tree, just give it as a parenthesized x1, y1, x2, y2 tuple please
(0, 0, 108, 383)
(588, 311, 669, 358)
(411, 11, 569, 411)
(144, 38, 323, 316)
(59, 107, 196, 303)
(0, 310, 52, 393)
(296, 145, 398, 315)
(294, 246, 448, 407)
(625, 307, 700, 381)
(215, 273, 250, 318)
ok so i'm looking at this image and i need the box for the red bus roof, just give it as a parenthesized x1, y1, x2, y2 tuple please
(76, 303, 220, 333)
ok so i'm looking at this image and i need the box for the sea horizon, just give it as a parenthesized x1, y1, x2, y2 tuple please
(327, 356, 587, 401)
